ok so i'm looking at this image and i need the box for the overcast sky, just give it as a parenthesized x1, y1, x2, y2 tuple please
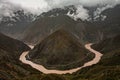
(0, 0, 120, 20)
(6, 0, 120, 13)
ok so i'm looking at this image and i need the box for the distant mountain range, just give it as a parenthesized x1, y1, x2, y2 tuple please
(0, 10, 36, 39)
(0, 5, 120, 44)
(21, 4, 120, 44)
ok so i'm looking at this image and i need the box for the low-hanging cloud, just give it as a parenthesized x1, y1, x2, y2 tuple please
(0, 0, 120, 21)
(0, 1, 15, 20)
(67, 5, 90, 21)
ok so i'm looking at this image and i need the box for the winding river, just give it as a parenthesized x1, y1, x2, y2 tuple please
(19, 43, 103, 74)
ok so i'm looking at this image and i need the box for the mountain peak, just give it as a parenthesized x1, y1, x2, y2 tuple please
(27, 29, 94, 70)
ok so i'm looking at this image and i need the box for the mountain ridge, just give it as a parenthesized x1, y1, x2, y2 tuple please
(27, 29, 94, 70)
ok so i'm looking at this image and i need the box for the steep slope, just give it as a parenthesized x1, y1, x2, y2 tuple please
(92, 35, 120, 53)
(92, 35, 120, 65)
(22, 5, 120, 44)
(0, 33, 30, 59)
(0, 5, 119, 44)
(0, 33, 41, 80)
(21, 6, 99, 44)
(92, 4, 120, 38)
(27, 29, 94, 70)
(22, 14, 100, 44)
(22, 14, 78, 44)
(0, 10, 35, 39)
(66, 35, 120, 80)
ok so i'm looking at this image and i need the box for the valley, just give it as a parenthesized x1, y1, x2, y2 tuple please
(19, 43, 102, 74)
(0, 2, 120, 80)
(26, 30, 94, 70)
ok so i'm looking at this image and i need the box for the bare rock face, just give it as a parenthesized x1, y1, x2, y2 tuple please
(27, 29, 94, 70)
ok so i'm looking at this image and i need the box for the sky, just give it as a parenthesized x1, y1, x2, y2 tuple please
(0, 0, 120, 21)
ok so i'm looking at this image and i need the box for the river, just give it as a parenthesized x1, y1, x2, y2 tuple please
(19, 43, 103, 74)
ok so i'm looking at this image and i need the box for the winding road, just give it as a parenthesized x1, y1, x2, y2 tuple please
(19, 43, 103, 74)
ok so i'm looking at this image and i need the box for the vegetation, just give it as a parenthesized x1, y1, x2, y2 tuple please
(0, 32, 120, 80)
(68, 34, 120, 80)
(0, 33, 40, 80)
(28, 29, 94, 70)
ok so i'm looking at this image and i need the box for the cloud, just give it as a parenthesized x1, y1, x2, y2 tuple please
(67, 5, 90, 21)
(79, 0, 120, 6)
(93, 5, 114, 20)
(0, 0, 24, 19)
(0, 0, 120, 21)
(6, 0, 120, 14)
(6, 0, 50, 14)
(0, 1, 14, 18)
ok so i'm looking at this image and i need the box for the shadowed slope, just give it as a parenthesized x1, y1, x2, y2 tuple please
(0, 33, 41, 80)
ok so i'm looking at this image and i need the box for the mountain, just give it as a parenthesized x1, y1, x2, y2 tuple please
(92, 35, 120, 64)
(66, 35, 120, 80)
(22, 5, 120, 44)
(0, 4, 120, 80)
(0, 6, 75, 40)
(0, 33, 30, 58)
(21, 11, 99, 44)
(0, 10, 35, 39)
(0, 5, 120, 44)
(92, 4, 120, 38)
(21, 6, 98, 44)
(92, 34, 120, 50)
(36, 5, 76, 18)
(0, 33, 42, 80)
(27, 29, 94, 70)
(22, 14, 78, 44)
